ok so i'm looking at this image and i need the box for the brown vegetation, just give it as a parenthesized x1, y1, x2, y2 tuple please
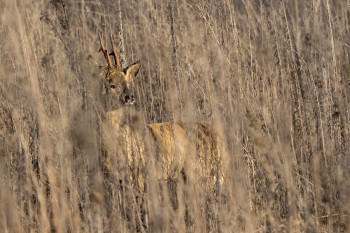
(0, 0, 349, 232)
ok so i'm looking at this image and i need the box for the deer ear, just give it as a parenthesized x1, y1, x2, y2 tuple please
(124, 61, 140, 82)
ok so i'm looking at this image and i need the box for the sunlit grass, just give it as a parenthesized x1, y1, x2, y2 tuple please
(0, 0, 349, 232)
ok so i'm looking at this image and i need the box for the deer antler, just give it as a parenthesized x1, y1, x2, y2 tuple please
(110, 34, 121, 70)
(99, 33, 113, 69)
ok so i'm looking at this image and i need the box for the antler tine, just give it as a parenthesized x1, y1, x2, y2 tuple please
(99, 32, 113, 68)
(110, 34, 121, 70)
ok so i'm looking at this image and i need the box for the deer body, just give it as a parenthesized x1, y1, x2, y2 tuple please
(98, 34, 223, 190)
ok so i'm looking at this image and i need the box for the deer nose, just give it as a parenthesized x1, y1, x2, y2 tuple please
(124, 94, 135, 104)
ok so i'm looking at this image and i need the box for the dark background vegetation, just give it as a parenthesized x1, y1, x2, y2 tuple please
(0, 0, 349, 232)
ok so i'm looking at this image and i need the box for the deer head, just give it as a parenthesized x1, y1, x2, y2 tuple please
(99, 33, 140, 111)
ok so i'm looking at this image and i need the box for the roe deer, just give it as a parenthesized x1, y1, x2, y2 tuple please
(98, 33, 223, 193)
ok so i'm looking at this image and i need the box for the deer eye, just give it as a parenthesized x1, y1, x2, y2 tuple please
(110, 84, 116, 89)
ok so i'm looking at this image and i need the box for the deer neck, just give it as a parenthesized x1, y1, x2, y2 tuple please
(105, 106, 142, 132)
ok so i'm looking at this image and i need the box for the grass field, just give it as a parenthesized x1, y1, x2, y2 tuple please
(0, 0, 349, 232)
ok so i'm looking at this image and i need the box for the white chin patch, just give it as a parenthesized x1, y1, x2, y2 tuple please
(125, 102, 135, 106)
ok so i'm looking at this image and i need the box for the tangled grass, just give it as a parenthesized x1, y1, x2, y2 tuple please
(0, 0, 349, 232)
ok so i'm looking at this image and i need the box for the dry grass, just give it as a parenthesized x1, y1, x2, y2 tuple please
(1, 0, 349, 232)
